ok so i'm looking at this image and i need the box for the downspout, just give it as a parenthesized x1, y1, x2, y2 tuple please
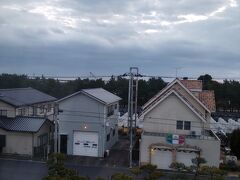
(32, 132, 34, 159)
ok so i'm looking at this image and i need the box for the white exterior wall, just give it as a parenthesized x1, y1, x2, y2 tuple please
(140, 134, 220, 167)
(0, 128, 33, 155)
(143, 94, 204, 135)
(0, 101, 15, 118)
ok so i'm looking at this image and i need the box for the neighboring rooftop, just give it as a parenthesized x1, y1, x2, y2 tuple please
(181, 80, 203, 91)
(0, 116, 47, 132)
(0, 87, 57, 107)
(199, 90, 216, 112)
(82, 88, 121, 104)
(58, 88, 121, 105)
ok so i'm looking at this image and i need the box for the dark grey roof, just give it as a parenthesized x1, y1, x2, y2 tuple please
(58, 88, 121, 105)
(0, 116, 47, 133)
(82, 88, 121, 104)
(0, 87, 56, 107)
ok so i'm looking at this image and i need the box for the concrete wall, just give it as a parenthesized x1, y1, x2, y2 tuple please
(140, 134, 220, 167)
(0, 101, 16, 118)
(58, 93, 119, 157)
(0, 128, 33, 155)
(144, 93, 204, 135)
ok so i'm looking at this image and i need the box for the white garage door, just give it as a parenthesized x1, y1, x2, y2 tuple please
(151, 149, 172, 170)
(73, 131, 99, 157)
(176, 151, 197, 167)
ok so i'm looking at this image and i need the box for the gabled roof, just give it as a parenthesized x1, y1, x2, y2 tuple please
(141, 90, 207, 123)
(57, 88, 121, 105)
(0, 87, 56, 107)
(142, 78, 211, 114)
(0, 116, 48, 133)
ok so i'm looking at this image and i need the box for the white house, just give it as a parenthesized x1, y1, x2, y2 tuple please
(57, 88, 121, 157)
(139, 79, 220, 169)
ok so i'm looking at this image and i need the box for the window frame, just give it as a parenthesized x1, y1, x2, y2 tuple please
(106, 133, 110, 141)
(184, 121, 191, 130)
(176, 120, 183, 130)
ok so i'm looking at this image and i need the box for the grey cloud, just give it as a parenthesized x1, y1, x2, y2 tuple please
(0, 0, 239, 78)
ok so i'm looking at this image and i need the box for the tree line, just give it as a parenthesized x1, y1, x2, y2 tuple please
(1, 73, 240, 111)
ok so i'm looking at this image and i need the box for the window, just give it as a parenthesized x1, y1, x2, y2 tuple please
(107, 133, 110, 141)
(0, 135, 6, 147)
(176, 121, 183, 130)
(176, 121, 191, 130)
(0, 110, 7, 117)
(112, 129, 116, 136)
(40, 105, 45, 114)
(184, 121, 191, 130)
(107, 105, 114, 117)
(17, 108, 25, 116)
(114, 104, 117, 109)
(47, 104, 52, 112)
(38, 134, 48, 146)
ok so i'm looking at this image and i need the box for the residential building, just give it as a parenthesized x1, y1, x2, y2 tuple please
(0, 87, 56, 156)
(57, 88, 121, 157)
(139, 78, 220, 169)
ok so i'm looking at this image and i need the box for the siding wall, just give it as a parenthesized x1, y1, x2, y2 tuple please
(58, 93, 119, 157)
(144, 93, 204, 135)
(0, 101, 15, 118)
(140, 134, 220, 167)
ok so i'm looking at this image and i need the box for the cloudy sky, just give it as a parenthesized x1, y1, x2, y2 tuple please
(0, 0, 239, 78)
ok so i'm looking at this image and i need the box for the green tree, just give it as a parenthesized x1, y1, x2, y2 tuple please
(111, 173, 134, 180)
(140, 164, 163, 180)
(191, 157, 207, 180)
(229, 129, 240, 159)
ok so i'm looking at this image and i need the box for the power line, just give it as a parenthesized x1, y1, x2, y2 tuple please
(4, 73, 240, 81)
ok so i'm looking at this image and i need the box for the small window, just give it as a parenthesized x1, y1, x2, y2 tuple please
(115, 104, 117, 109)
(184, 121, 191, 130)
(47, 104, 52, 112)
(112, 129, 116, 136)
(40, 105, 45, 114)
(38, 134, 48, 146)
(107, 133, 110, 141)
(107, 105, 114, 117)
(0, 110, 7, 117)
(176, 121, 183, 130)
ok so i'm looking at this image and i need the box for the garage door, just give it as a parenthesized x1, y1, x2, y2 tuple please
(151, 149, 172, 170)
(73, 131, 99, 157)
(176, 151, 197, 167)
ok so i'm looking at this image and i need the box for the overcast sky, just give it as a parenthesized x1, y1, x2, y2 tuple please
(0, 0, 239, 78)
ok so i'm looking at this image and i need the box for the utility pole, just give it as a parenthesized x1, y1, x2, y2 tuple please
(128, 67, 139, 168)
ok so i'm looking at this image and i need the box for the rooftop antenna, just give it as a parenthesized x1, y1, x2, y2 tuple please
(89, 72, 97, 80)
(175, 67, 182, 78)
